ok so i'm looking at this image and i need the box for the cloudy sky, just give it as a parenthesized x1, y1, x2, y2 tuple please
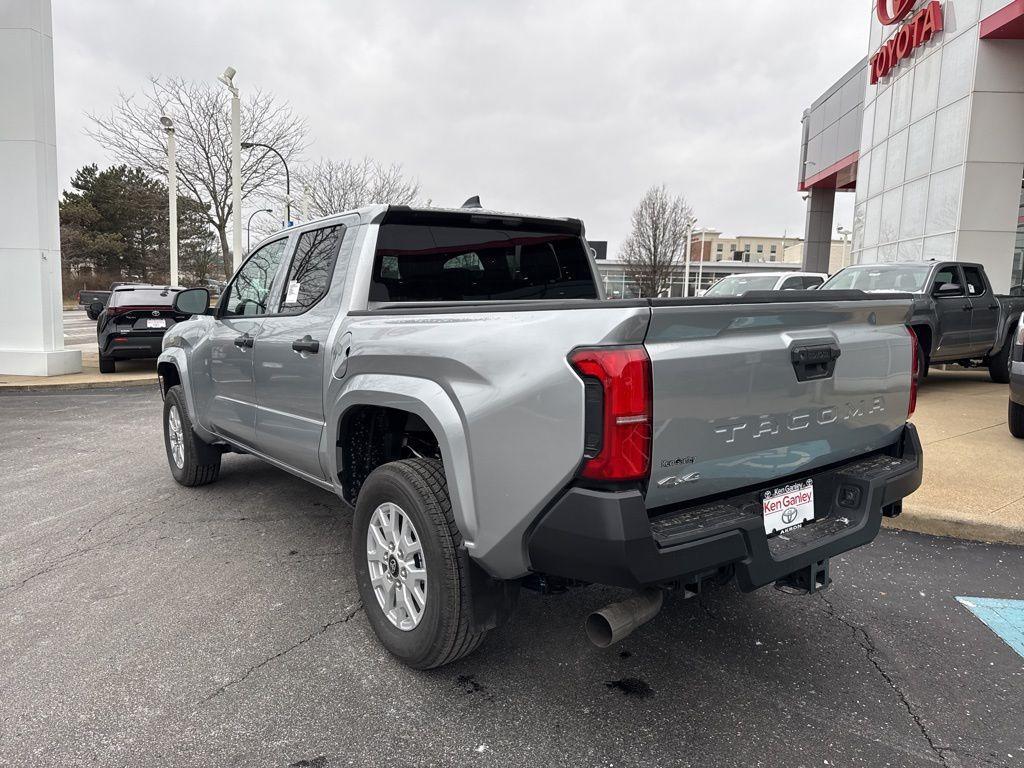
(52, 1, 870, 253)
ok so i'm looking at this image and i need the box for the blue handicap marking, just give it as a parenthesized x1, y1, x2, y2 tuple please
(956, 597, 1024, 660)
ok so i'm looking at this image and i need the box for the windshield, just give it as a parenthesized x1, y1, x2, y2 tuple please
(703, 274, 780, 297)
(822, 265, 930, 293)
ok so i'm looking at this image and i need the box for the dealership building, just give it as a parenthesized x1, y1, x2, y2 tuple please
(799, 0, 1024, 293)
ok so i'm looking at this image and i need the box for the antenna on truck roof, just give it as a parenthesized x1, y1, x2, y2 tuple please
(461, 195, 482, 209)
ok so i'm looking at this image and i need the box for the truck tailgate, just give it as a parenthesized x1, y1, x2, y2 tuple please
(643, 294, 913, 510)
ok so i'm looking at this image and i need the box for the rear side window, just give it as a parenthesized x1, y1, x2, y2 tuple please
(109, 288, 177, 307)
(280, 225, 345, 314)
(802, 276, 824, 288)
(962, 266, 986, 297)
(369, 224, 598, 303)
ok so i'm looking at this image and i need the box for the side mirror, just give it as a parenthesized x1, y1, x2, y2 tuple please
(173, 287, 211, 315)
(934, 282, 962, 296)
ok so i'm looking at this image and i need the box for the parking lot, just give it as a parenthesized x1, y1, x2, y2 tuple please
(1, 386, 1023, 767)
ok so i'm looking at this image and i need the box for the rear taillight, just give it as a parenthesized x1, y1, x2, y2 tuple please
(569, 346, 652, 482)
(907, 326, 918, 418)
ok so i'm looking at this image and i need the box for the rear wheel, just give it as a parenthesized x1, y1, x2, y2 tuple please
(988, 333, 1013, 384)
(98, 355, 115, 374)
(163, 385, 221, 486)
(1010, 400, 1024, 439)
(915, 340, 927, 383)
(353, 458, 487, 669)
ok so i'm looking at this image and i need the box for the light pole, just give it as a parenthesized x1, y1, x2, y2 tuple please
(837, 225, 851, 269)
(242, 141, 291, 226)
(218, 66, 243, 273)
(161, 115, 178, 287)
(696, 228, 707, 295)
(247, 208, 273, 253)
(682, 216, 697, 298)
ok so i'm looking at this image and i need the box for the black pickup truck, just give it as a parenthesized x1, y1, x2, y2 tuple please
(822, 261, 1024, 383)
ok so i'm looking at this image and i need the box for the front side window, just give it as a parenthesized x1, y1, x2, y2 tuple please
(962, 266, 986, 297)
(222, 239, 289, 317)
(280, 225, 345, 314)
(933, 265, 963, 296)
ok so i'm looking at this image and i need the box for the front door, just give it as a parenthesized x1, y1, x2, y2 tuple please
(962, 265, 999, 353)
(253, 223, 349, 479)
(931, 264, 972, 359)
(205, 237, 290, 446)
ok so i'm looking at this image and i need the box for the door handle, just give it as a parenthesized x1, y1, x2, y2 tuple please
(292, 335, 320, 354)
(234, 334, 254, 349)
(962, 304, 973, 312)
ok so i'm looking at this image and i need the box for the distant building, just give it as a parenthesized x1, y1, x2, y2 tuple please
(593, 230, 850, 298)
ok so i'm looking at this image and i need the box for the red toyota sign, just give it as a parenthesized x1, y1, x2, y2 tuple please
(877, 0, 916, 26)
(870, 1, 944, 84)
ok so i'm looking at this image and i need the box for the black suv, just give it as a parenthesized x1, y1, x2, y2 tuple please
(94, 285, 190, 373)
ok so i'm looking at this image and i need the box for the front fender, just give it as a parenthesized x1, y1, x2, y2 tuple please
(157, 347, 216, 444)
(329, 373, 477, 550)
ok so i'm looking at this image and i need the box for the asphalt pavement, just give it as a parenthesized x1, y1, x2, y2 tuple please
(1, 388, 1022, 768)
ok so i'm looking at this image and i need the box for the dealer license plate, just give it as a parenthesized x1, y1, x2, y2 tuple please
(762, 479, 814, 535)
(146, 319, 166, 329)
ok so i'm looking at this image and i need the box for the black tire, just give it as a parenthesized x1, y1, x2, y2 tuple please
(353, 458, 487, 669)
(98, 355, 115, 374)
(163, 385, 221, 487)
(988, 332, 1013, 384)
(916, 340, 928, 383)
(1010, 400, 1024, 439)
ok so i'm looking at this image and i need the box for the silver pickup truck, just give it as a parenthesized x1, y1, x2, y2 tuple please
(158, 205, 923, 669)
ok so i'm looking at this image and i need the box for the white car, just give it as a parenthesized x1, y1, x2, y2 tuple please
(703, 272, 828, 297)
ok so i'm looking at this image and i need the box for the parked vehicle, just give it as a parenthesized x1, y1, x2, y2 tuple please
(77, 289, 110, 320)
(703, 271, 827, 297)
(1009, 315, 1024, 438)
(94, 285, 190, 373)
(157, 205, 922, 668)
(822, 261, 1024, 383)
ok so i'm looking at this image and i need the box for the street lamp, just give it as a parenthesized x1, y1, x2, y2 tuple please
(161, 115, 178, 287)
(247, 208, 273, 253)
(242, 141, 291, 226)
(218, 66, 243, 273)
(683, 215, 697, 298)
(837, 225, 851, 269)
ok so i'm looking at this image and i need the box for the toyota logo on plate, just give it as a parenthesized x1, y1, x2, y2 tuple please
(877, 0, 915, 25)
(781, 508, 799, 525)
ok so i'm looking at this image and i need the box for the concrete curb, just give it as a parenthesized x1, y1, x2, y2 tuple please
(0, 375, 157, 392)
(884, 514, 1024, 547)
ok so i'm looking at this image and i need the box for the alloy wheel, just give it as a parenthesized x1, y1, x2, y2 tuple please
(366, 502, 427, 631)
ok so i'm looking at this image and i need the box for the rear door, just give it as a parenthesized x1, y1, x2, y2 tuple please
(643, 296, 913, 509)
(252, 222, 350, 479)
(202, 238, 290, 446)
(962, 265, 998, 353)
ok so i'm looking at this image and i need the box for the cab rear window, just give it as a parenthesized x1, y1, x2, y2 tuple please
(370, 224, 598, 303)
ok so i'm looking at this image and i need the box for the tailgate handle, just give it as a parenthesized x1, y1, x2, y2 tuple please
(791, 343, 841, 382)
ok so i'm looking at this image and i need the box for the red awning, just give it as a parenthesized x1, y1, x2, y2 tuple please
(798, 151, 859, 192)
(981, 0, 1024, 39)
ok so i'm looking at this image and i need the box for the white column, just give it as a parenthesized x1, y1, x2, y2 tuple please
(230, 91, 242, 272)
(167, 129, 178, 286)
(0, 0, 81, 376)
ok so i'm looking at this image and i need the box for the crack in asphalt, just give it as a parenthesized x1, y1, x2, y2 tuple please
(197, 600, 364, 706)
(817, 593, 955, 767)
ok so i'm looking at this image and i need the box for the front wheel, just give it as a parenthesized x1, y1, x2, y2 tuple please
(353, 458, 487, 669)
(163, 385, 221, 486)
(1010, 400, 1024, 439)
(988, 333, 1013, 384)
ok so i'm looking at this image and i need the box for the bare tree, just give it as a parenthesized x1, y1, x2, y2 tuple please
(298, 157, 420, 219)
(619, 185, 694, 297)
(87, 76, 308, 278)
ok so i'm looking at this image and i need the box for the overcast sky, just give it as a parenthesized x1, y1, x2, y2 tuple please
(52, 1, 869, 253)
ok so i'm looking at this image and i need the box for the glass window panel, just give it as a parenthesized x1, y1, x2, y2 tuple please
(879, 243, 899, 263)
(891, 70, 913, 132)
(932, 97, 969, 171)
(898, 238, 925, 262)
(880, 189, 902, 245)
(885, 129, 909, 190)
(911, 50, 941, 122)
(860, 247, 879, 265)
(852, 203, 866, 250)
(923, 233, 955, 261)
(926, 166, 963, 234)
(948, 0, 980, 33)
(860, 100, 876, 152)
(865, 195, 883, 247)
(856, 150, 871, 203)
(874, 86, 893, 144)
(900, 177, 929, 239)
(905, 113, 936, 181)
(938, 31, 977, 107)
(869, 144, 887, 199)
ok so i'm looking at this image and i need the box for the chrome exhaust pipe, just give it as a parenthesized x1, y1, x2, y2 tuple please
(585, 588, 664, 648)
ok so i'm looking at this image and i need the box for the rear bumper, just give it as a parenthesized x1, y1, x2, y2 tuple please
(526, 423, 923, 590)
(101, 333, 164, 359)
